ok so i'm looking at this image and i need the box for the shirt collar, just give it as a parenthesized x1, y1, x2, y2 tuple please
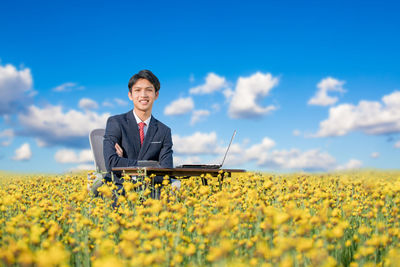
(133, 110, 151, 126)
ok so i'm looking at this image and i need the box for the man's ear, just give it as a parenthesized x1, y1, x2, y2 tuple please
(155, 91, 159, 100)
(128, 91, 133, 101)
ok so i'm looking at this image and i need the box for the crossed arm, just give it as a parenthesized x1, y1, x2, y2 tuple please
(110, 138, 173, 168)
(103, 116, 173, 171)
(103, 117, 138, 172)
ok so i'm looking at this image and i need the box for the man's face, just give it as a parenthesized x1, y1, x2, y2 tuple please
(128, 78, 159, 114)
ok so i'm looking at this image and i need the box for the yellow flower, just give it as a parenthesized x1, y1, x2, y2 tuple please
(185, 243, 196, 256)
(206, 240, 233, 262)
(29, 224, 45, 244)
(35, 243, 69, 267)
(97, 184, 113, 199)
(93, 255, 124, 267)
(121, 229, 140, 242)
(199, 186, 210, 196)
(17, 251, 34, 266)
(331, 226, 344, 239)
(279, 254, 293, 267)
(273, 212, 290, 226)
(296, 238, 313, 253)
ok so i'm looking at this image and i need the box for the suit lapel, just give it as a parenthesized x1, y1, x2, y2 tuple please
(138, 116, 158, 159)
(127, 110, 141, 156)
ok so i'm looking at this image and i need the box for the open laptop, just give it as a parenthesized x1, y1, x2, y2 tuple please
(176, 130, 236, 169)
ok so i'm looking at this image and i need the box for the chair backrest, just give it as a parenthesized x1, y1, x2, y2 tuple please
(89, 129, 106, 173)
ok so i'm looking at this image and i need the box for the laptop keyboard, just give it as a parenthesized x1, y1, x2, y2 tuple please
(176, 164, 221, 169)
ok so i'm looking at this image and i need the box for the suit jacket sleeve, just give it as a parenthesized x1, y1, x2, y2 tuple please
(103, 116, 137, 172)
(159, 127, 173, 168)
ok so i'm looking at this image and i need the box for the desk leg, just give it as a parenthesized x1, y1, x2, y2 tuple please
(219, 172, 231, 190)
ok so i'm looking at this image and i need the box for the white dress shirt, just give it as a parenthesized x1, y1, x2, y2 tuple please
(133, 110, 151, 137)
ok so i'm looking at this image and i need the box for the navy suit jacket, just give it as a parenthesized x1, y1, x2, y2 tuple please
(103, 110, 173, 184)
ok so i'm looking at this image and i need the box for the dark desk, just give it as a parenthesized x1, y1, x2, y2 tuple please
(112, 167, 245, 177)
(112, 167, 246, 186)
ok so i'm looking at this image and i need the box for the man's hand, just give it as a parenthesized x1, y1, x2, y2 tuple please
(115, 143, 124, 157)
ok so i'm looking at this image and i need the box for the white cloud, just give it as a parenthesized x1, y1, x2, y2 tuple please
(190, 110, 210, 125)
(171, 131, 337, 170)
(3, 115, 11, 124)
(228, 72, 279, 119)
(189, 73, 228, 95)
(254, 147, 337, 171)
(223, 89, 234, 100)
(245, 137, 276, 161)
(53, 82, 84, 92)
(173, 156, 202, 166)
(371, 152, 380, 159)
(395, 141, 400, 149)
(102, 101, 114, 107)
(55, 149, 78, 163)
(54, 149, 93, 163)
(172, 132, 221, 155)
(102, 98, 129, 108)
(18, 104, 109, 147)
(336, 159, 363, 170)
(172, 131, 339, 171)
(219, 136, 338, 171)
(0, 129, 14, 146)
(0, 63, 35, 115)
(12, 143, 32, 161)
(35, 139, 47, 147)
(212, 103, 220, 112)
(308, 77, 346, 106)
(217, 143, 245, 166)
(114, 98, 128, 106)
(164, 97, 194, 116)
(314, 91, 400, 137)
(69, 164, 94, 172)
(189, 74, 195, 83)
(79, 98, 99, 110)
(293, 129, 301, 136)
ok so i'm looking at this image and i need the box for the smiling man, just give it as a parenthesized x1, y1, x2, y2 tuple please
(103, 70, 173, 188)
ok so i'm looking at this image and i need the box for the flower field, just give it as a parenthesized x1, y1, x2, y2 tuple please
(1, 170, 400, 267)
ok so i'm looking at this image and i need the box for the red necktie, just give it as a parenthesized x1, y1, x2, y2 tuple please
(138, 122, 146, 146)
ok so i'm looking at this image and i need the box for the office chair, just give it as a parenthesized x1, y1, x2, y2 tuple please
(88, 128, 106, 196)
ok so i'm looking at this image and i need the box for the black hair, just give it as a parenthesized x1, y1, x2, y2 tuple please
(128, 70, 161, 93)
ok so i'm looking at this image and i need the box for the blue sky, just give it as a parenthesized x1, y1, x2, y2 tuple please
(1, 0, 399, 173)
